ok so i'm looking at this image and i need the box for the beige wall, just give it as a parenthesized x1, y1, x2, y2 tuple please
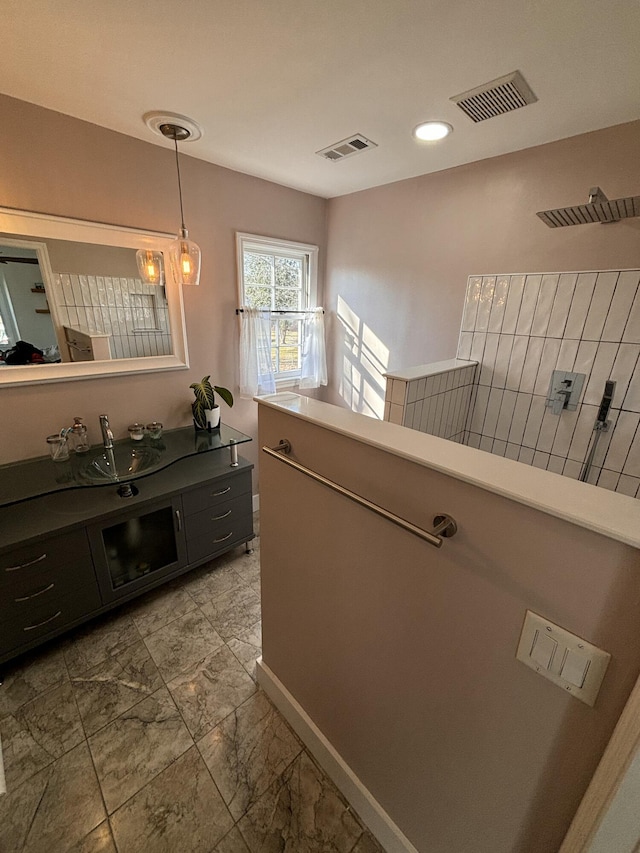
(258, 403, 640, 852)
(0, 94, 327, 469)
(324, 120, 640, 417)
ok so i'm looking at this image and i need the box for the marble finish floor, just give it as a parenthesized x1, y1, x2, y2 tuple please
(0, 514, 385, 853)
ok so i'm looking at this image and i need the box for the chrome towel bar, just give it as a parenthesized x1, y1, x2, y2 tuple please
(262, 439, 457, 549)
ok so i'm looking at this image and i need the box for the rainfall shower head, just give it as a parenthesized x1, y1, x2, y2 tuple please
(537, 187, 640, 228)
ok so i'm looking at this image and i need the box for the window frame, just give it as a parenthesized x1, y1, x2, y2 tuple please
(236, 232, 319, 385)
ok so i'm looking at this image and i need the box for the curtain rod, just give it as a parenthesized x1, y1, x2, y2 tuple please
(235, 308, 324, 315)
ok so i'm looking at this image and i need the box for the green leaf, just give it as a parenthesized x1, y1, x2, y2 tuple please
(214, 386, 234, 408)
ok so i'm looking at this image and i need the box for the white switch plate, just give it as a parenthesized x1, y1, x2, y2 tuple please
(516, 610, 611, 706)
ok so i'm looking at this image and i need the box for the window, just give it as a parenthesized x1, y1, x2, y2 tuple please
(236, 233, 318, 383)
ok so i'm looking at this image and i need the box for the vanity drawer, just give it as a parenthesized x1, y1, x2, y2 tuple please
(184, 494, 252, 541)
(1, 557, 101, 654)
(0, 529, 92, 591)
(182, 471, 252, 517)
(186, 511, 254, 564)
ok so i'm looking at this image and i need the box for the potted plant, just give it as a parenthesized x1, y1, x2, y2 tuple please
(190, 375, 234, 431)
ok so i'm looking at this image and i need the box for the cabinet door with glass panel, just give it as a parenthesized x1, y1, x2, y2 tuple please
(236, 233, 318, 383)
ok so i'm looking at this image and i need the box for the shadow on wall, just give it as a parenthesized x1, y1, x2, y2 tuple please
(337, 295, 389, 419)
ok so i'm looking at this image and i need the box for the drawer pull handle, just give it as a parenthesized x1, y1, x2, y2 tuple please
(212, 486, 231, 497)
(23, 611, 62, 632)
(5, 553, 47, 572)
(175, 509, 182, 532)
(15, 583, 55, 602)
(212, 510, 232, 521)
(213, 531, 233, 543)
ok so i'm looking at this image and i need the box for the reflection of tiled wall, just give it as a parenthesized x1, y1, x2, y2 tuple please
(384, 360, 477, 441)
(52, 273, 172, 359)
(458, 271, 640, 498)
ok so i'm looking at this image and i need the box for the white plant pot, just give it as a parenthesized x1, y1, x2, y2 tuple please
(205, 406, 221, 429)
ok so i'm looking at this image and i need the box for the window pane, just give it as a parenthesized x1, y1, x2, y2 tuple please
(275, 256, 302, 289)
(244, 252, 273, 286)
(278, 346, 301, 372)
(245, 285, 272, 308)
(278, 319, 300, 345)
(274, 288, 301, 310)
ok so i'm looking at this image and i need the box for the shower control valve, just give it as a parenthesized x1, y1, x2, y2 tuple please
(546, 370, 586, 416)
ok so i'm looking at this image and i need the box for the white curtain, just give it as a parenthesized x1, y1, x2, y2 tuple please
(299, 307, 327, 389)
(239, 307, 276, 398)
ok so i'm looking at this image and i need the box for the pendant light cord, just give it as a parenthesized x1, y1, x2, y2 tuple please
(173, 135, 187, 232)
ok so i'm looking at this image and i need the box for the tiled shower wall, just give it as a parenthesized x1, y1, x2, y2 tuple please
(457, 270, 640, 498)
(384, 361, 477, 441)
(52, 273, 172, 359)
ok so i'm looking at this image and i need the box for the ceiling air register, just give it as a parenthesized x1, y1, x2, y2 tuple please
(451, 70, 537, 122)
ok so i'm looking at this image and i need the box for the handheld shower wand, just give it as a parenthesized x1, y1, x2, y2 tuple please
(579, 381, 616, 483)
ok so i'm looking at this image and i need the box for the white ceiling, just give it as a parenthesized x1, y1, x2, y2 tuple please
(3, 0, 640, 198)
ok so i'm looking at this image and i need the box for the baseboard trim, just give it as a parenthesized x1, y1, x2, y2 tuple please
(252, 493, 260, 513)
(256, 658, 419, 853)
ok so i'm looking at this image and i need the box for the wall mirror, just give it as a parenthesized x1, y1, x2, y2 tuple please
(0, 207, 188, 387)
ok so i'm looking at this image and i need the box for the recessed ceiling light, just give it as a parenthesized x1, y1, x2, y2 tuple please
(413, 121, 453, 142)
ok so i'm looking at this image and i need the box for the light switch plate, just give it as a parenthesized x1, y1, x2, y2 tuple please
(516, 610, 611, 706)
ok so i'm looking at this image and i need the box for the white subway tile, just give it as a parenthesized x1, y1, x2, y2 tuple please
(519, 447, 535, 465)
(479, 334, 500, 386)
(465, 385, 478, 432)
(428, 395, 442, 435)
(516, 275, 542, 335)
(509, 394, 533, 445)
(519, 338, 545, 394)
(537, 407, 561, 453)
(476, 277, 496, 332)
(384, 380, 393, 402)
(492, 440, 507, 457)
(533, 338, 562, 397)
(623, 424, 640, 478)
(522, 396, 546, 448)
(546, 273, 578, 338)
(470, 385, 490, 434)
(407, 380, 418, 404)
(389, 403, 403, 424)
(564, 272, 597, 339)
(460, 385, 474, 432)
(547, 455, 565, 475)
(532, 451, 550, 469)
(573, 340, 599, 382)
(413, 399, 424, 430)
(391, 380, 407, 405)
(417, 377, 427, 399)
(568, 404, 599, 462)
(531, 274, 559, 337)
(563, 459, 582, 480)
(502, 275, 525, 334)
(384, 401, 391, 420)
(457, 331, 473, 360)
(493, 335, 514, 388)
(495, 389, 518, 442)
(488, 277, 510, 333)
(505, 443, 520, 460)
(404, 402, 416, 427)
(603, 271, 640, 342)
(467, 433, 481, 449)
(585, 465, 602, 486)
(617, 475, 640, 498)
(462, 276, 483, 331)
(583, 342, 618, 404)
(551, 407, 580, 458)
(583, 272, 619, 341)
(470, 332, 487, 363)
(483, 388, 504, 438)
(480, 436, 494, 453)
(592, 409, 619, 468)
(505, 335, 528, 391)
(624, 344, 640, 412)
(557, 338, 579, 372)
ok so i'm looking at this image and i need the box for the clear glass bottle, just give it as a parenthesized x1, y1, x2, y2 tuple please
(71, 417, 90, 454)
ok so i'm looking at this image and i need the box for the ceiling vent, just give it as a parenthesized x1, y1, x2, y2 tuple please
(451, 70, 537, 123)
(316, 134, 378, 162)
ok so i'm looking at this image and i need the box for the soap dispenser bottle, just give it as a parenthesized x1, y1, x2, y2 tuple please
(71, 417, 90, 454)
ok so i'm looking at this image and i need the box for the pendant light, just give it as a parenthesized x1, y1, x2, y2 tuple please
(158, 122, 201, 286)
(135, 248, 164, 285)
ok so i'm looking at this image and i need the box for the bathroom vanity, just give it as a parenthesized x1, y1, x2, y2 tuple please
(0, 425, 254, 666)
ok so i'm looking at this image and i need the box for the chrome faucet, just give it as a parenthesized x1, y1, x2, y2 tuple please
(99, 414, 114, 449)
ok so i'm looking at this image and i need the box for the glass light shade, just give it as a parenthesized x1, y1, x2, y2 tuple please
(413, 121, 453, 141)
(169, 230, 201, 286)
(135, 249, 164, 284)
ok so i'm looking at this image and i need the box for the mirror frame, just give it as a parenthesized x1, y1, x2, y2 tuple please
(0, 206, 189, 387)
